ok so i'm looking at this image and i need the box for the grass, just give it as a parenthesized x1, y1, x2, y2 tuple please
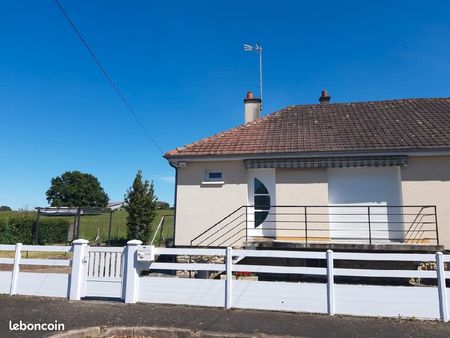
(0, 209, 174, 246)
(0, 251, 72, 259)
(77, 209, 174, 244)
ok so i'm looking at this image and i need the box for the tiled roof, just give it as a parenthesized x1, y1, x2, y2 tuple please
(164, 98, 450, 158)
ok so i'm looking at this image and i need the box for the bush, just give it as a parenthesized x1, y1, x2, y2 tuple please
(7, 213, 34, 244)
(38, 218, 70, 245)
(0, 213, 70, 245)
(0, 218, 11, 243)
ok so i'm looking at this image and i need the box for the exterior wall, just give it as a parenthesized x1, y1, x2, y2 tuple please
(174, 161, 248, 246)
(275, 168, 329, 241)
(173, 155, 450, 248)
(401, 156, 450, 249)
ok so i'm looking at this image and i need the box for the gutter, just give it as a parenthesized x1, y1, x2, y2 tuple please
(168, 162, 178, 247)
(164, 148, 450, 162)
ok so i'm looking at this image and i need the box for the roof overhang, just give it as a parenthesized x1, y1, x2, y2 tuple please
(165, 148, 450, 165)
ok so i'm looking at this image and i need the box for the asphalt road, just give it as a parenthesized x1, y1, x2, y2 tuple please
(1, 295, 450, 338)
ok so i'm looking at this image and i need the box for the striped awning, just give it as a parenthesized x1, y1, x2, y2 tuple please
(244, 156, 408, 169)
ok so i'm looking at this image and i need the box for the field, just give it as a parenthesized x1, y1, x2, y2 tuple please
(0, 209, 174, 246)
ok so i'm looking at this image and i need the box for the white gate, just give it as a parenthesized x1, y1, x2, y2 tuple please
(84, 246, 125, 299)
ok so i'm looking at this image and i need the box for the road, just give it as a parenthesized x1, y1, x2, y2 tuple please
(1, 295, 449, 337)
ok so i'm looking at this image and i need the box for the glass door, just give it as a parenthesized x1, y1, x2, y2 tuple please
(247, 169, 276, 239)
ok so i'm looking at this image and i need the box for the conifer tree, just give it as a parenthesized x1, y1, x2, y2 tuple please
(124, 170, 157, 242)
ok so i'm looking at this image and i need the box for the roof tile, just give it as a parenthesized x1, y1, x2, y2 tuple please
(165, 98, 450, 158)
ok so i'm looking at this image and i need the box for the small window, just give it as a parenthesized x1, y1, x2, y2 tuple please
(205, 170, 223, 182)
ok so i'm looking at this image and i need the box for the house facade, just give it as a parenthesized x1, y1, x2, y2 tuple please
(165, 92, 450, 249)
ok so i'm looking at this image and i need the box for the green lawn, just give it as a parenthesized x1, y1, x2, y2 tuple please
(77, 209, 174, 244)
(0, 209, 174, 246)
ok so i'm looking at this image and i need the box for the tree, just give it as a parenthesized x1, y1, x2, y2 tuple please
(46, 171, 109, 208)
(124, 170, 157, 242)
(0, 205, 12, 211)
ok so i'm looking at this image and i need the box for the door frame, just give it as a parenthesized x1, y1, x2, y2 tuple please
(247, 169, 276, 238)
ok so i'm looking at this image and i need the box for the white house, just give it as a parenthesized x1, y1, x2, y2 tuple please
(165, 91, 450, 249)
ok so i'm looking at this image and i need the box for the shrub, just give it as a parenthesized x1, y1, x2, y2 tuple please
(0, 218, 11, 243)
(37, 218, 70, 245)
(7, 213, 34, 244)
(0, 213, 70, 245)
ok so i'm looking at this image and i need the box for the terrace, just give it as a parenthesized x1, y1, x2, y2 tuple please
(190, 205, 442, 251)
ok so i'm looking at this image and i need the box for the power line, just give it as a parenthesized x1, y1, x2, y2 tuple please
(54, 0, 164, 155)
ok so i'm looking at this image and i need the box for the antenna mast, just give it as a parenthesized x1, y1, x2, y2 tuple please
(244, 42, 263, 111)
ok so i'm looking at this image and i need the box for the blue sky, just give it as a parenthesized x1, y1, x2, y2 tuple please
(1, 1, 450, 209)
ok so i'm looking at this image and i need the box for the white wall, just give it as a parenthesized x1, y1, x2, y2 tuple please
(401, 156, 450, 248)
(275, 168, 329, 240)
(175, 161, 248, 246)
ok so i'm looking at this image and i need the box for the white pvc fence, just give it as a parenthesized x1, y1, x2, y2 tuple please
(85, 246, 124, 298)
(0, 243, 71, 298)
(0, 240, 449, 321)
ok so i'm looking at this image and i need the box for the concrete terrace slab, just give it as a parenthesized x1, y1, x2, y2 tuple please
(1, 295, 450, 338)
(247, 240, 444, 252)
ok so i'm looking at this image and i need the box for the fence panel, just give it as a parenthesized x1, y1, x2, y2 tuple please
(1, 242, 449, 321)
(138, 247, 450, 321)
(0, 243, 71, 298)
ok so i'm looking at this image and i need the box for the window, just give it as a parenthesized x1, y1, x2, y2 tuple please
(254, 178, 270, 227)
(204, 170, 223, 183)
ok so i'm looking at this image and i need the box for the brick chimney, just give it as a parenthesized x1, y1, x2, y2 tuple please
(319, 89, 331, 104)
(244, 91, 261, 122)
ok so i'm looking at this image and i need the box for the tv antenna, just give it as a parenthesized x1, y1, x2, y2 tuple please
(243, 42, 263, 111)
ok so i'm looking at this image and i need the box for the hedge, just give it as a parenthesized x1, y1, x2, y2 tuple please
(37, 218, 70, 245)
(0, 213, 69, 245)
(0, 218, 11, 244)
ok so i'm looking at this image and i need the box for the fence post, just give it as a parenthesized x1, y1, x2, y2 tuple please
(434, 206, 439, 246)
(225, 247, 233, 309)
(245, 207, 248, 242)
(9, 243, 22, 295)
(123, 239, 142, 303)
(436, 252, 448, 322)
(69, 239, 89, 300)
(326, 249, 335, 315)
(304, 206, 308, 246)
